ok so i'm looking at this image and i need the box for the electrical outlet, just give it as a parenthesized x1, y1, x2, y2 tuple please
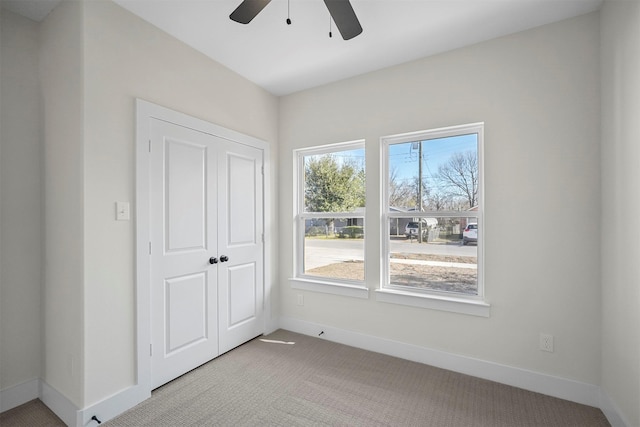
(296, 294, 304, 306)
(539, 333, 554, 352)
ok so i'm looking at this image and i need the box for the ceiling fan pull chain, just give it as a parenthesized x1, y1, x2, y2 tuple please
(329, 15, 333, 38)
(286, 0, 292, 25)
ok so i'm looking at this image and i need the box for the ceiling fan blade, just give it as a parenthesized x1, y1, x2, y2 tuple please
(324, 0, 362, 40)
(230, 0, 272, 24)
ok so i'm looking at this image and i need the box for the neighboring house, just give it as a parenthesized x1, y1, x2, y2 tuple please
(305, 207, 365, 235)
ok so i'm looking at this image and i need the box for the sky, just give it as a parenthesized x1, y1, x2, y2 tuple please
(325, 133, 477, 184)
(388, 133, 477, 184)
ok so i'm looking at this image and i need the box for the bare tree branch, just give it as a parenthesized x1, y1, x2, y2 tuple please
(437, 151, 478, 209)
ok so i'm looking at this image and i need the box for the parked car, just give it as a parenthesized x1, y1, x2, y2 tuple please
(404, 218, 438, 239)
(405, 221, 432, 239)
(462, 223, 478, 245)
(404, 221, 421, 238)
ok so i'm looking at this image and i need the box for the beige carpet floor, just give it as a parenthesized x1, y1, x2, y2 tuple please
(1, 329, 610, 426)
(0, 398, 65, 426)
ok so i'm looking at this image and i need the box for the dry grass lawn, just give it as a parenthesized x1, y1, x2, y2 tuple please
(307, 254, 478, 295)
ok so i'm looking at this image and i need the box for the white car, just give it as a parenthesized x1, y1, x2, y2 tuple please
(404, 218, 438, 239)
(404, 221, 422, 238)
(462, 223, 478, 245)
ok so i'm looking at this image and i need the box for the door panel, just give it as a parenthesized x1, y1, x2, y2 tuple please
(227, 263, 257, 326)
(165, 273, 208, 353)
(150, 119, 219, 389)
(165, 140, 206, 252)
(227, 154, 256, 246)
(218, 143, 264, 354)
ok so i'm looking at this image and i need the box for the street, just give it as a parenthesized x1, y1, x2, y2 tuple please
(304, 237, 477, 270)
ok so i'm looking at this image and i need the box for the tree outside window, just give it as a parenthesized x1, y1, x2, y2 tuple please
(295, 142, 365, 283)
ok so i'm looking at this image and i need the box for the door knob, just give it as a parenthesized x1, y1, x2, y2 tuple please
(209, 257, 218, 264)
(220, 255, 229, 263)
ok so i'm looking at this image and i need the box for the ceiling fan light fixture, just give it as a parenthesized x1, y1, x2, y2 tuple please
(229, 0, 272, 24)
(323, 0, 362, 40)
(230, 0, 362, 40)
(286, 0, 292, 25)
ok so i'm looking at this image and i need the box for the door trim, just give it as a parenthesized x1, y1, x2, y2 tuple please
(135, 99, 271, 394)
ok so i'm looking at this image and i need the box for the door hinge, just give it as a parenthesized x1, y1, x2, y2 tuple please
(149, 242, 152, 255)
(261, 233, 264, 243)
(149, 139, 152, 153)
(150, 344, 153, 356)
(261, 165, 264, 175)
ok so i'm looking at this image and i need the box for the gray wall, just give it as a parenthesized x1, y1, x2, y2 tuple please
(2, 0, 279, 409)
(2, 1, 638, 425)
(39, 0, 85, 404)
(0, 9, 43, 394)
(600, 1, 640, 426)
(80, 0, 279, 406)
(279, 12, 601, 385)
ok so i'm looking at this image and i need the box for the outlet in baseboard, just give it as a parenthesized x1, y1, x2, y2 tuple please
(296, 294, 304, 306)
(539, 333, 554, 352)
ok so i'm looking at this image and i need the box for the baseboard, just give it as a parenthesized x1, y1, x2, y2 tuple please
(78, 384, 150, 427)
(0, 379, 39, 412)
(279, 317, 601, 408)
(599, 389, 631, 427)
(40, 381, 80, 427)
(5, 323, 629, 427)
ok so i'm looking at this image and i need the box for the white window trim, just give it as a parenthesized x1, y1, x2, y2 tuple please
(379, 123, 489, 316)
(290, 140, 367, 297)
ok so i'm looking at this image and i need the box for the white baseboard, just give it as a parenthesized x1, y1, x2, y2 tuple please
(40, 381, 80, 427)
(0, 379, 39, 412)
(78, 384, 150, 427)
(279, 317, 601, 407)
(3, 321, 629, 427)
(599, 389, 631, 427)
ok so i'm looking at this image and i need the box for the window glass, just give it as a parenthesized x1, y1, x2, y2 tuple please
(296, 144, 365, 284)
(304, 151, 365, 213)
(304, 218, 365, 281)
(388, 216, 478, 295)
(388, 134, 478, 212)
(384, 124, 482, 298)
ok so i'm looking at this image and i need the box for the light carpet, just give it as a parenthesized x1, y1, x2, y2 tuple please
(106, 329, 608, 426)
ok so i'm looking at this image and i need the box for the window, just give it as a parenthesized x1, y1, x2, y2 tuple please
(380, 123, 487, 315)
(291, 141, 367, 297)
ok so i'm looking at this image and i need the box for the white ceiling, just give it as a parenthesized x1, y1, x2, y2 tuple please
(4, 0, 602, 96)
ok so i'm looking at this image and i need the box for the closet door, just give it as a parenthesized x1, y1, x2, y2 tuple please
(149, 118, 265, 388)
(217, 141, 264, 354)
(149, 119, 219, 389)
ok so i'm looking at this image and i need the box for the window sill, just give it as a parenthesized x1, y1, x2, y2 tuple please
(375, 288, 490, 317)
(289, 277, 369, 299)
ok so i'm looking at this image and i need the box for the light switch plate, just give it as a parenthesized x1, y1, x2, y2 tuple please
(116, 202, 130, 221)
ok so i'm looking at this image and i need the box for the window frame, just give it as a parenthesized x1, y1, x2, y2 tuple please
(379, 123, 489, 316)
(289, 140, 368, 299)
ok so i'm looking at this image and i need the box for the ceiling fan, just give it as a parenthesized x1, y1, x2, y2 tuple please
(230, 0, 363, 40)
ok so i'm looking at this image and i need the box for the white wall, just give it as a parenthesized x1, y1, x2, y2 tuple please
(0, 9, 43, 392)
(279, 13, 601, 385)
(600, 1, 640, 426)
(2, 0, 279, 412)
(80, 1, 279, 407)
(39, 0, 86, 407)
(6, 1, 638, 423)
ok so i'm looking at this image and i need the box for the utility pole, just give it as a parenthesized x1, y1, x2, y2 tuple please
(418, 142, 423, 243)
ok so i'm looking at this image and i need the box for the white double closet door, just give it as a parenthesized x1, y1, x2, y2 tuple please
(149, 118, 264, 389)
